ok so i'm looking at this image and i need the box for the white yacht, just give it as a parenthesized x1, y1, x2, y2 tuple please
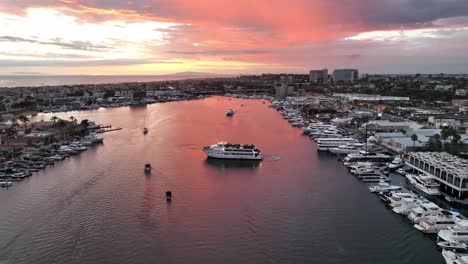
(346, 162, 375, 170)
(369, 179, 401, 193)
(414, 212, 460, 234)
(316, 138, 356, 151)
(407, 202, 441, 223)
(0, 181, 13, 187)
(303, 124, 335, 135)
(392, 197, 421, 215)
(387, 156, 404, 170)
(329, 143, 366, 155)
(350, 166, 376, 175)
(202, 142, 262, 160)
(343, 151, 393, 163)
(311, 129, 342, 139)
(438, 241, 468, 251)
(357, 174, 390, 183)
(406, 174, 441, 196)
(396, 168, 408, 176)
(442, 250, 468, 264)
(438, 220, 468, 244)
(387, 192, 419, 208)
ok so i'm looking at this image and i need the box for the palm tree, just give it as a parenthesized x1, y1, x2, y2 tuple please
(18, 115, 29, 127)
(452, 133, 461, 144)
(441, 128, 450, 149)
(50, 116, 58, 124)
(10, 118, 18, 128)
(69, 116, 77, 125)
(411, 134, 418, 148)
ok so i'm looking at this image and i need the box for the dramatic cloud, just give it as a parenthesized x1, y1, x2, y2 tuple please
(0, 0, 467, 74)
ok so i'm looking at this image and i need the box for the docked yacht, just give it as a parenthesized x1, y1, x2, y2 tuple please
(369, 179, 401, 193)
(396, 167, 408, 176)
(442, 250, 468, 264)
(346, 162, 375, 170)
(316, 138, 356, 151)
(387, 156, 404, 170)
(350, 166, 376, 175)
(414, 211, 460, 233)
(329, 143, 366, 155)
(202, 142, 262, 160)
(226, 109, 235, 117)
(0, 181, 13, 187)
(438, 241, 468, 251)
(302, 124, 335, 135)
(438, 220, 468, 244)
(407, 202, 441, 223)
(311, 128, 342, 139)
(343, 151, 393, 163)
(387, 192, 419, 208)
(85, 134, 104, 143)
(392, 196, 421, 215)
(406, 174, 441, 196)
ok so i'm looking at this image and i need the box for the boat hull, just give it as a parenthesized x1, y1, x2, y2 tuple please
(203, 149, 262, 160)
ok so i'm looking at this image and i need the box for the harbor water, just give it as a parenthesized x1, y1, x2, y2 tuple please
(0, 96, 443, 263)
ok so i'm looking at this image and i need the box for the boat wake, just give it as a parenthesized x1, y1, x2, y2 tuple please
(263, 155, 281, 162)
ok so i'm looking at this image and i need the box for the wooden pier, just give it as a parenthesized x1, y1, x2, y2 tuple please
(95, 124, 123, 134)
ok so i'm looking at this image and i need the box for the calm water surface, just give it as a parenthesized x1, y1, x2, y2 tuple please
(0, 96, 443, 263)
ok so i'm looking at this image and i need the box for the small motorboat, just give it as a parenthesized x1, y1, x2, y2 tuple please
(0, 181, 13, 188)
(165, 191, 172, 201)
(438, 241, 468, 251)
(143, 128, 148, 134)
(369, 179, 401, 193)
(144, 164, 151, 173)
(226, 109, 235, 117)
(381, 168, 390, 176)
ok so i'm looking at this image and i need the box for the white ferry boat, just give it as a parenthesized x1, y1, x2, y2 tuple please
(406, 174, 441, 196)
(202, 142, 262, 160)
(316, 138, 356, 151)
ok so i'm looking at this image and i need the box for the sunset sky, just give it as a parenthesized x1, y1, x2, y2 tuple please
(0, 0, 468, 75)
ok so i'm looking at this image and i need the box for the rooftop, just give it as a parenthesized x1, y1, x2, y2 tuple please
(407, 152, 468, 178)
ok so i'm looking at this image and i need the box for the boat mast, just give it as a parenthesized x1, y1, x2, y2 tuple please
(365, 122, 368, 152)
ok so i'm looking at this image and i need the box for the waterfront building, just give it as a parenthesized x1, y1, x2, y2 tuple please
(427, 114, 468, 129)
(332, 69, 359, 82)
(274, 81, 294, 99)
(405, 152, 468, 200)
(453, 99, 468, 107)
(309, 69, 328, 83)
(362, 120, 422, 132)
(455, 89, 468, 96)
